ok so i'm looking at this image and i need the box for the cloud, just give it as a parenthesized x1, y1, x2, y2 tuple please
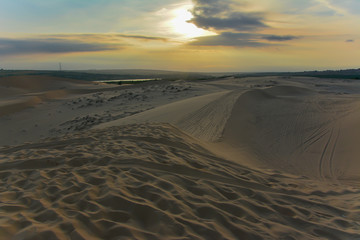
(116, 34, 168, 41)
(44, 34, 168, 42)
(189, 32, 271, 47)
(187, 1, 301, 48)
(0, 34, 171, 57)
(0, 38, 119, 56)
(346, 39, 354, 42)
(189, 0, 268, 32)
(314, 0, 347, 15)
(191, 0, 234, 16)
(327, 0, 360, 14)
(189, 13, 268, 32)
(262, 35, 300, 41)
(189, 32, 299, 48)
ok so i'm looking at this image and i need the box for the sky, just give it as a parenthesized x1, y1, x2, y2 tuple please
(0, 0, 359, 72)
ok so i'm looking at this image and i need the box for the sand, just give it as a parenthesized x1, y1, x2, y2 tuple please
(1, 75, 360, 239)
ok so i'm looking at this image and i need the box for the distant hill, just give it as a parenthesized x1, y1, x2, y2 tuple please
(77, 69, 186, 75)
(294, 68, 360, 79)
(0, 69, 212, 82)
(75, 69, 212, 81)
(1, 68, 359, 82)
(233, 68, 360, 80)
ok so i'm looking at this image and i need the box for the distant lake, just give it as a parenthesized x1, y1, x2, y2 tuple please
(95, 78, 160, 83)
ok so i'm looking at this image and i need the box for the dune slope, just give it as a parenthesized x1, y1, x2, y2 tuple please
(1, 123, 359, 240)
(221, 85, 360, 183)
(1, 76, 360, 239)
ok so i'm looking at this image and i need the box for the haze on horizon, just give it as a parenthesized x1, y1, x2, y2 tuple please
(0, 0, 359, 72)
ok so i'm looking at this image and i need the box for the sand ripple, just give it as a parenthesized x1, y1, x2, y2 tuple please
(1, 123, 359, 239)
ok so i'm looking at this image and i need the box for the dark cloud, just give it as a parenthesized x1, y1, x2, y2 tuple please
(44, 34, 168, 42)
(262, 35, 299, 41)
(188, 0, 300, 48)
(192, 0, 233, 16)
(116, 34, 168, 41)
(189, 0, 267, 32)
(189, 32, 271, 47)
(189, 32, 299, 48)
(190, 32, 299, 48)
(0, 38, 119, 56)
(346, 39, 354, 42)
(189, 13, 268, 32)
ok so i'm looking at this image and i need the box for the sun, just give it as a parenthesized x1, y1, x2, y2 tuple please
(170, 5, 215, 39)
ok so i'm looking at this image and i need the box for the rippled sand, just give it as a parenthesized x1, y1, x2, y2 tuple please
(1, 75, 360, 239)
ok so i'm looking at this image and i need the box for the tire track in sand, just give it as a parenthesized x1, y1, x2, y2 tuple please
(329, 125, 341, 179)
(318, 128, 334, 179)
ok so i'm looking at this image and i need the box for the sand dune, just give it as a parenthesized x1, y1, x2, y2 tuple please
(221, 85, 360, 183)
(0, 76, 210, 146)
(0, 75, 98, 117)
(97, 80, 360, 183)
(1, 75, 360, 239)
(1, 123, 359, 239)
(0, 75, 97, 92)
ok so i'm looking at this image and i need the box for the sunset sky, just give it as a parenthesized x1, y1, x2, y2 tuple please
(0, 0, 359, 72)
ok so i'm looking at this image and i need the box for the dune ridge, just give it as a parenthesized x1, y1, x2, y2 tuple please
(97, 82, 360, 183)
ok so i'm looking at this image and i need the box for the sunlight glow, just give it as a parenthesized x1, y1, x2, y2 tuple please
(170, 5, 215, 39)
